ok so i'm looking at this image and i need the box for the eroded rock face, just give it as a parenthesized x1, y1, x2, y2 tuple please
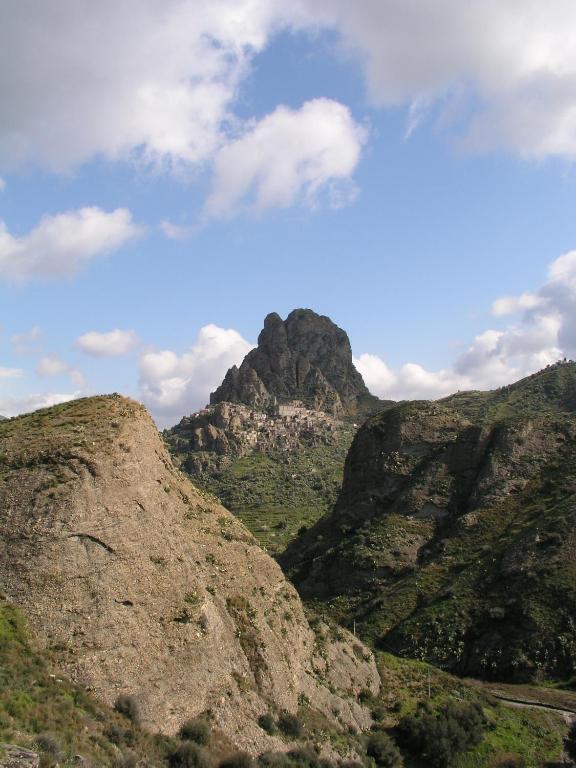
(281, 363, 576, 681)
(0, 396, 379, 754)
(211, 309, 377, 416)
(0, 745, 39, 768)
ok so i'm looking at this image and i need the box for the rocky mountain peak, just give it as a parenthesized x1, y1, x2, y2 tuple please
(211, 308, 376, 415)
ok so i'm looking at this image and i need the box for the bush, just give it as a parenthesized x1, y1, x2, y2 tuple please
(114, 694, 141, 725)
(220, 752, 254, 768)
(179, 718, 211, 745)
(113, 752, 138, 768)
(258, 713, 275, 733)
(566, 721, 576, 760)
(366, 732, 403, 768)
(277, 711, 304, 739)
(168, 742, 211, 768)
(35, 733, 62, 757)
(258, 753, 292, 768)
(397, 701, 485, 768)
(287, 747, 335, 768)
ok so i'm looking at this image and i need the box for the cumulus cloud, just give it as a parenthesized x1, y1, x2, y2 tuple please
(139, 323, 253, 425)
(0, 0, 305, 172)
(0, 391, 79, 419)
(355, 248, 576, 401)
(36, 354, 86, 388)
(205, 99, 365, 218)
(492, 292, 547, 316)
(3, 0, 576, 184)
(0, 177, 5, 191)
(0, 207, 140, 281)
(301, 0, 576, 158)
(0, 366, 23, 379)
(76, 329, 139, 357)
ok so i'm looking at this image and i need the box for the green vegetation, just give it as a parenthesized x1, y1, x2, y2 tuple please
(397, 701, 485, 767)
(0, 585, 567, 768)
(365, 732, 403, 767)
(172, 424, 356, 554)
(284, 362, 576, 682)
(179, 718, 211, 745)
(0, 594, 174, 765)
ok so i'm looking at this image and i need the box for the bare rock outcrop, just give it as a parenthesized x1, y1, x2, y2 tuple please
(0, 396, 379, 753)
(211, 309, 380, 416)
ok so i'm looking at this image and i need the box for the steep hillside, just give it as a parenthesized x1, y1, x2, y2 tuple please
(0, 396, 380, 756)
(166, 310, 391, 552)
(165, 402, 357, 553)
(281, 362, 576, 683)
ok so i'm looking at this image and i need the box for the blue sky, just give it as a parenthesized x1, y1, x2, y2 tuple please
(2, 1, 576, 425)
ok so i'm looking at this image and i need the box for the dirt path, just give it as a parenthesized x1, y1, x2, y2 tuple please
(487, 690, 576, 723)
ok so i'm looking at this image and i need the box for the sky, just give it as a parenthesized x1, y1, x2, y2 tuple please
(2, 1, 576, 426)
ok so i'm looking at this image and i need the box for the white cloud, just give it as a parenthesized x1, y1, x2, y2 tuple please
(0, 207, 140, 281)
(0, 391, 79, 419)
(0, 366, 23, 379)
(301, 0, 576, 158)
(0, 0, 305, 173)
(355, 247, 576, 401)
(139, 323, 253, 425)
(36, 354, 86, 388)
(205, 99, 365, 218)
(76, 329, 139, 358)
(0, 177, 5, 191)
(2, 0, 576, 187)
(492, 292, 547, 316)
(160, 220, 194, 241)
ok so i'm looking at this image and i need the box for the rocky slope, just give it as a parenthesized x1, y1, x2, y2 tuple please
(166, 310, 390, 552)
(165, 401, 357, 553)
(281, 361, 576, 683)
(0, 396, 380, 755)
(211, 309, 382, 417)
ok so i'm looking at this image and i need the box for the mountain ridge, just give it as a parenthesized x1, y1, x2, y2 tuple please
(280, 361, 576, 682)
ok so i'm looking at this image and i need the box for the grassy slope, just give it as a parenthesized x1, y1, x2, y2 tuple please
(0, 594, 179, 766)
(180, 424, 356, 554)
(363, 651, 567, 768)
(284, 364, 576, 682)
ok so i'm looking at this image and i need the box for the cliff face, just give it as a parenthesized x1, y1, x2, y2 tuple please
(281, 362, 576, 682)
(211, 309, 379, 416)
(0, 396, 379, 753)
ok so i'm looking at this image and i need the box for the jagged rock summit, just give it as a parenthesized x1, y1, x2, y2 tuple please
(211, 309, 379, 416)
(0, 396, 379, 753)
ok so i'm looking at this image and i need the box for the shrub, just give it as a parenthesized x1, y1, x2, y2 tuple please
(220, 752, 254, 768)
(258, 752, 292, 768)
(566, 721, 576, 761)
(286, 747, 325, 768)
(114, 694, 141, 725)
(113, 751, 138, 768)
(258, 713, 275, 733)
(168, 742, 211, 768)
(277, 711, 304, 739)
(179, 718, 211, 746)
(104, 724, 126, 745)
(366, 732, 403, 768)
(397, 701, 485, 768)
(35, 733, 61, 756)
